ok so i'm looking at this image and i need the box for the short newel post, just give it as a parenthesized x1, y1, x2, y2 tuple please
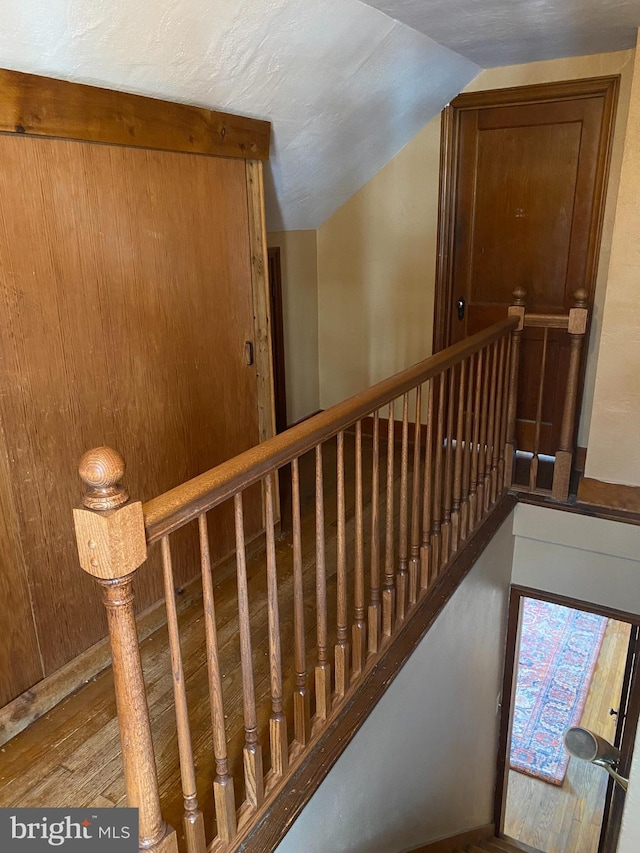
(552, 289, 589, 501)
(504, 287, 526, 488)
(73, 447, 178, 853)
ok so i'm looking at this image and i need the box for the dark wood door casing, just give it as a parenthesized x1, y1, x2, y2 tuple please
(495, 586, 640, 847)
(434, 77, 619, 455)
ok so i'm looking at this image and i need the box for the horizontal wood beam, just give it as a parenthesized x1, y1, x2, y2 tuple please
(0, 68, 270, 160)
(523, 314, 569, 330)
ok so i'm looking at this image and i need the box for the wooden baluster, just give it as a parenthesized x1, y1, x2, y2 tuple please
(477, 347, 490, 517)
(231, 497, 265, 805)
(291, 458, 311, 745)
(396, 393, 410, 621)
(315, 444, 331, 719)
(529, 327, 549, 492)
(335, 431, 350, 697)
(431, 374, 446, 576)
(73, 448, 178, 853)
(484, 341, 499, 511)
(552, 289, 589, 501)
(420, 380, 434, 589)
(383, 403, 396, 637)
(460, 353, 475, 541)
(161, 536, 208, 853)
(368, 411, 382, 655)
(441, 367, 456, 565)
(352, 421, 367, 675)
(468, 349, 483, 530)
(409, 386, 422, 605)
(505, 287, 526, 487)
(497, 335, 512, 493)
(451, 359, 466, 553)
(264, 475, 288, 776)
(491, 335, 506, 504)
(198, 516, 237, 841)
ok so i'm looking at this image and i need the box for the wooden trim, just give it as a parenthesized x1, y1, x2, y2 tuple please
(222, 494, 517, 853)
(510, 585, 640, 627)
(494, 589, 522, 834)
(0, 68, 270, 159)
(246, 161, 276, 446)
(513, 490, 640, 527)
(143, 318, 517, 543)
(577, 476, 640, 513)
(451, 75, 621, 111)
(433, 103, 458, 353)
(409, 823, 494, 852)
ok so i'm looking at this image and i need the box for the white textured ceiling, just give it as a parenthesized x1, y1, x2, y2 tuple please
(361, 0, 640, 67)
(0, 0, 478, 230)
(0, 1, 638, 229)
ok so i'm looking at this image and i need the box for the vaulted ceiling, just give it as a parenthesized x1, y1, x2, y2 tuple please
(0, 0, 638, 230)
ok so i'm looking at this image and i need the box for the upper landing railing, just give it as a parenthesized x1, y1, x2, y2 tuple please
(72, 289, 587, 853)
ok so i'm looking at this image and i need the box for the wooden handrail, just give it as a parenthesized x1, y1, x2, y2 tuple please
(143, 316, 518, 544)
(75, 315, 523, 853)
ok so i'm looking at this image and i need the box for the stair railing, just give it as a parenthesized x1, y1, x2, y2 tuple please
(505, 287, 589, 501)
(73, 316, 519, 852)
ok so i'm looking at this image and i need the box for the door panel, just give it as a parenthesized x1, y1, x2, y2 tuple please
(0, 136, 262, 676)
(437, 79, 618, 455)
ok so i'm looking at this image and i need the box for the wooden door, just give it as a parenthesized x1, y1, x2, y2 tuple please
(435, 78, 618, 454)
(0, 71, 272, 703)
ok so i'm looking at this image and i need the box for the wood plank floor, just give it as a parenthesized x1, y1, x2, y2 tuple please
(0, 434, 404, 850)
(503, 616, 631, 853)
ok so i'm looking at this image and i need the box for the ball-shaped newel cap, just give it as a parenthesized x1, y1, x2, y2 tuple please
(78, 447, 129, 511)
(573, 288, 588, 308)
(512, 286, 527, 305)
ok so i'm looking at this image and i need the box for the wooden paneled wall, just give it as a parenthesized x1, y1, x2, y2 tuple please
(0, 71, 272, 706)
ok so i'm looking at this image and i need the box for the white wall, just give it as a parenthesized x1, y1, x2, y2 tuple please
(512, 503, 640, 613)
(275, 512, 515, 853)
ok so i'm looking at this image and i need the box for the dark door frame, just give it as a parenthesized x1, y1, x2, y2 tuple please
(432, 75, 619, 354)
(267, 246, 287, 434)
(495, 585, 640, 852)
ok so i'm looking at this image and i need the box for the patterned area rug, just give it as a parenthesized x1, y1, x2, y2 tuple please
(510, 598, 607, 786)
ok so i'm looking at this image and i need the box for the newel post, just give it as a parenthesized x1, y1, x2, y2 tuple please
(551, 289, 589, 501)
(73, 447, 178, 853)
(504, 287, 526, 488)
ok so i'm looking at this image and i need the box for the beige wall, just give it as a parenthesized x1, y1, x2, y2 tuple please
(316, 50, 634, 447)
(317, 116, 442, 410)
(267, 230, 319, 425)
(585, 38, 640, 487)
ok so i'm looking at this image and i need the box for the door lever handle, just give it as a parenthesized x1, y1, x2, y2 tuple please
(456, 296, 466, 322)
